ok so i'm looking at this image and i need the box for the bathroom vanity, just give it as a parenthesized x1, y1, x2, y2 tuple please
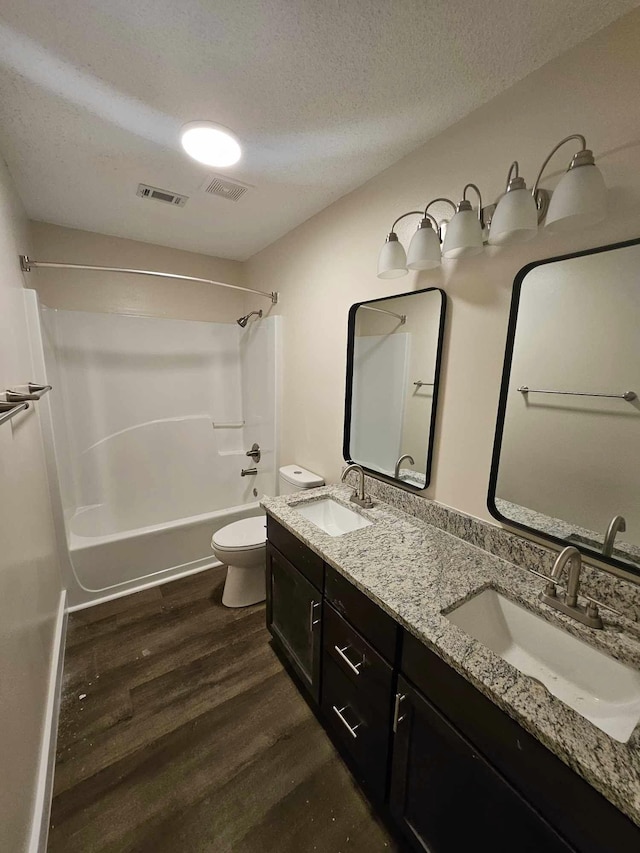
(263, 488, 640, 853)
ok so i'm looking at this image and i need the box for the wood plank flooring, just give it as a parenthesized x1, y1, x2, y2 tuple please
(49, 567, 400, 852)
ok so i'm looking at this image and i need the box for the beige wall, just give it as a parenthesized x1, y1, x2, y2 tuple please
(0, 159, 62, 850)
(246, 11, 640, 525)
(29, 222, 250, 323)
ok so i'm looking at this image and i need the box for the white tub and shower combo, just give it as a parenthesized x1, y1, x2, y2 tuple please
(30, 298, 281, 609)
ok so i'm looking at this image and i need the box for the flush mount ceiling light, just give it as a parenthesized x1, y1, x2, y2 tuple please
(375, 131, 607, 276)
(180, 121, 242, 167)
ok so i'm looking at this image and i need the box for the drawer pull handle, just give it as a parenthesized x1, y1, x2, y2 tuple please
(334, 644, 363, 675)
(332, 705, 361, 739)
(309, 600, 321, 632)
(393, 692, 406, 733)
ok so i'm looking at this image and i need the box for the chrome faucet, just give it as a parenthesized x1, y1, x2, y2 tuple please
(394, 454, 414, 479)
(540, 546, 603, 629)
(341, 464, 373, 508)
(603, 514, 626, 557)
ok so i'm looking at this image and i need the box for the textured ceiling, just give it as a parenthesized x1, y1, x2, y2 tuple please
(0, 1, 637, 260)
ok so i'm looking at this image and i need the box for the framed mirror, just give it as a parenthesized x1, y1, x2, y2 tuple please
(344, 287, 446, 490)
(489, 238, 640, 577)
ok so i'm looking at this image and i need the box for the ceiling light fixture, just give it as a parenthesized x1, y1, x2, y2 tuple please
(180, 121, 242, 168)
(375, 132, 607, 277)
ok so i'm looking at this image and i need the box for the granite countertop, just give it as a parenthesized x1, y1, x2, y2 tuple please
(261, 485, 640, 827)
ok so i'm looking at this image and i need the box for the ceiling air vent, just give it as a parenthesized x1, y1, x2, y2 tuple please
(201, 174, 250, 202)
(136, 183, 188, 207)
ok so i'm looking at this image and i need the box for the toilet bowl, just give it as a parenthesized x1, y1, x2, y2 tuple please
(211, 464, 324, 607)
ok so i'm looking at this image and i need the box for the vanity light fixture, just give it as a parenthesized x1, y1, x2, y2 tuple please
(180, 121, 242, 167)
(407, 198, 457, 270)
(376, 131, 607, 276)
(533, 134, 606, 233)
(488, 162, 539, 246)
(442, 184, 485, 259)
(378, 210, 420, 278)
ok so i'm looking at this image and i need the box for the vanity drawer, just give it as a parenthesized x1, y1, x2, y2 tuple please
(321, 654, 390, 802)
(401, 630, 640, 853)
(324, 601, 393, 708)
(324, 564, 399, 663)
(266, 516, 324, 591)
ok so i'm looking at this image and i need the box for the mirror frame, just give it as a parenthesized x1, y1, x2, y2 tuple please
(343, 286, 447, 492)
(487, 236, 640, 579)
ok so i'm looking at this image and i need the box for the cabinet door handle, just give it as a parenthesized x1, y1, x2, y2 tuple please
(334, 644, 363, 675)
(393, 692, 407, 733)
(332, 705, 361, 739)
(309, 600, 321, 632)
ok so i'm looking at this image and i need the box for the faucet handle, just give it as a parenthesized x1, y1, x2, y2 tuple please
(582, 593, 623, 618)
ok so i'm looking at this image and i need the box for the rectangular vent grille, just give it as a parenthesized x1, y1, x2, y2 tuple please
(202, 175, 249, 202)
(137, 183, 188, 207)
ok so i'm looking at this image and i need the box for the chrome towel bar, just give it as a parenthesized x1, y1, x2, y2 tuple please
(413, 381, 434, 388)
(518, 386, 636, 402)
(0, 401, 29, 426)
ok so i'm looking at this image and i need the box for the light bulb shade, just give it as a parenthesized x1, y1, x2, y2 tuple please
(407, 225, 441, 270)
(377, 237, 408, 278)
(488, 188, 538, 246)
(180, 121, 242, 167)
(545, 164, 606, 233)
(441, 209, 484, 259)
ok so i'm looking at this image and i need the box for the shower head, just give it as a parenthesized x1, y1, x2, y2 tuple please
(237, 309, 263, 327)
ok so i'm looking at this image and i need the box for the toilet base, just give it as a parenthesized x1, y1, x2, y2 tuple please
(222, 564, 266, 608)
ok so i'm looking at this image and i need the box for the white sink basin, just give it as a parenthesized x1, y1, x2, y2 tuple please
(446, 589, 640, 743)
(294, 498, 372, 537)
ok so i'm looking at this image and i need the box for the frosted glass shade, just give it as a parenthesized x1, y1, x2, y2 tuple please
(545, 164, 606, 233)
(442, 209, 484, 259)
(488, 188, 538, 246)
(377, 238, 408, 278)
(407, 225, 441, 270)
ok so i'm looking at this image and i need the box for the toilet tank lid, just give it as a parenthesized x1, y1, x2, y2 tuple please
(279, 464, 325, 488)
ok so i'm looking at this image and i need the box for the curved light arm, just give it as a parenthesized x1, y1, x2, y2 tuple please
(532, 134, 587, 197)
(505, 161, 519, 189)
(391, 210, 426, 231)
(463, 183, 483, 221)
(424, 197, 457, 218)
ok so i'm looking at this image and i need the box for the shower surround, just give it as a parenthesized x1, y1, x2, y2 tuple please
(36, 303, 279, 607)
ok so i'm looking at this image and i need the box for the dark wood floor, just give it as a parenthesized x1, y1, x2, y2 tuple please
(49, 567, 400, 852)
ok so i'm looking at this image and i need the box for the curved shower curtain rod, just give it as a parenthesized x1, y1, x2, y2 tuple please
(19, 256, 279, 304)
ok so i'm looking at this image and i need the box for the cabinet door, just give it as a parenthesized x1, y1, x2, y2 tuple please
(266, 543, 322, 702)
(390, 677, 573, 853)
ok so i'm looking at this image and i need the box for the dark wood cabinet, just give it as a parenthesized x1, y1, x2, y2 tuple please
(266, 542, 322, 702)
(266, 519, 640, 853)
(390, 676, 573, 853)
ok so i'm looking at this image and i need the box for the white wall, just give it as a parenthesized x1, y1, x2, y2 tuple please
(497, 244, 640, 544)
(0, 158, 62, 850)
(29, 221, 250, 323)
(245, 10, 640, 525)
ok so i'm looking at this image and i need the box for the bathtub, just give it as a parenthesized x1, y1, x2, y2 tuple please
(67, 500, 263, 604)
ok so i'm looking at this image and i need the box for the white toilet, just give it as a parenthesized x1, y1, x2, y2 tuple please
(211, 464, 324, 607)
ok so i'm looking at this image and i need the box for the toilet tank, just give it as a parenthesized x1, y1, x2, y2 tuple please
(278, 464, 324, 495)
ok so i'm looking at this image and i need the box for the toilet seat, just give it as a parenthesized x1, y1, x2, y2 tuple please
(211, 516, 267, 552)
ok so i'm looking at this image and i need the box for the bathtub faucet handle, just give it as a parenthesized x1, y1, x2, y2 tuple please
(245, 443, 261, 463)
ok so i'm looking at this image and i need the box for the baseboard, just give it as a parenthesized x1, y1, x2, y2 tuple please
(28, 590, 67, 853)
